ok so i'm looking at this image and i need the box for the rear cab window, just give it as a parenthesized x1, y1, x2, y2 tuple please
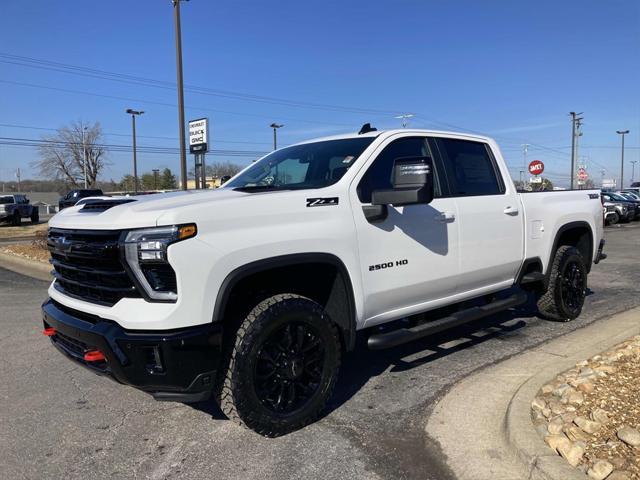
(435, 138, 505, 196)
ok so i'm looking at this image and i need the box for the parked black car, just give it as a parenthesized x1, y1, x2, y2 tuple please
(602, 192, 640, 220)
(58, 189, 103, 210)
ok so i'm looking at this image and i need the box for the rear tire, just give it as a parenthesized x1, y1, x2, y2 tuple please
(11, 211, 21, 226)
(537, 246, 587, 321)
(30, 209, 39, 224)
(216, 294, 341, 437)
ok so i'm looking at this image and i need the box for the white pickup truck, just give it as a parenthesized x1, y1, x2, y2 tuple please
(43, 126, 606, 436)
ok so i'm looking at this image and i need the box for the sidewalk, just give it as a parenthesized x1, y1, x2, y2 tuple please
(0, 250, 51, 281)
(426, 307, 640, 480)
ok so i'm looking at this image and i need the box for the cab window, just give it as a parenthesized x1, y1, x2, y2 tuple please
(357, 137, 442, 203)
(435, 138, 504, 196)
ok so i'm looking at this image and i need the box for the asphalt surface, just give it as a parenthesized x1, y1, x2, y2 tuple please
(1, 222, 639, 480)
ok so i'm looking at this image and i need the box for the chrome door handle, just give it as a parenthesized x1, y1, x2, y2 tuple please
(503, 206, 519, 216)
(435, 212, 456, 223)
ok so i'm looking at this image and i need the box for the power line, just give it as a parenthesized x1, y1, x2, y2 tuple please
(0, 52, 405, 116)
(0, 122, 271, 146)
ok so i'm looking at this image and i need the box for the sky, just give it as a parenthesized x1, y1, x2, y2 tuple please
(0, 0, 639, 188)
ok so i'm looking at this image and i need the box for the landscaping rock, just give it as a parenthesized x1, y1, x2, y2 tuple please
(587, 460, 613, 480)
(617, 426, 640, 447)
(574, 416, 602, 434)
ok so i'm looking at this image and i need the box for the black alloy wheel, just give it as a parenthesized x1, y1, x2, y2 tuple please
(253, 321, 325, 414)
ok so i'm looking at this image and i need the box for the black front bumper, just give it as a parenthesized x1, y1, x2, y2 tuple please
(42, 299, 223, 402)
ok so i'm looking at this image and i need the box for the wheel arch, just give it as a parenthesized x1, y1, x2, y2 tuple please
(213, 253, 357, 351)
(547, 221, 594, 279)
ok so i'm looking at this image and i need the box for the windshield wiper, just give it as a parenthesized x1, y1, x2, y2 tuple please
(233, 185, 288, 192)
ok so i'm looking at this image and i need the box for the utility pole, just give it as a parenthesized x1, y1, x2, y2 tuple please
(16, 168, 21, 192)
(81, 125, 88, 188)
(569, 112, 583, 189)
(600, 169, 606, 188)
(616, 130, 629, 188)
(521, 144, 529, 188)
(152, 169, 160, 190)
(126, 109, 144, 194)
(631, 160, 637, 184)
(270, 123, 283, 150)
(172, 0, 188, 190)
(395, 113, 415, 128)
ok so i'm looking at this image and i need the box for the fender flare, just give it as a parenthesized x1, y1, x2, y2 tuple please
(546, 221, 594, 283)
(212, 253, 358, 350)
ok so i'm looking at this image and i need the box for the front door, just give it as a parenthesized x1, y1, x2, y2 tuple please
(350, 135, 459, 327)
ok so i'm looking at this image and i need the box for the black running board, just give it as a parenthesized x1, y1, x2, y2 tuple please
(367, 291, 528, 350)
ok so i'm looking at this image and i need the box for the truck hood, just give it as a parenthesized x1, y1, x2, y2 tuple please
(49, 189, 256, 230)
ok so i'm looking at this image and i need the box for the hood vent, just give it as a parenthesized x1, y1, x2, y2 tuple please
(80, 199, 136, 213)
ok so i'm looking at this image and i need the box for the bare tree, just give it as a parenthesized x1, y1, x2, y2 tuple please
(204, 161, 243, 178)
(32, 121, 109, 187)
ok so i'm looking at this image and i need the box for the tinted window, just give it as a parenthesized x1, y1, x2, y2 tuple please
(226, 137, 375, 191)
(0, 196, 14, 204)
(436, 139, 503, 196)
(358, 137, 437, 203)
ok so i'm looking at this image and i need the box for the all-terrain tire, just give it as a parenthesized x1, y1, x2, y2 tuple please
(216, 294, 341, 437)
(30, 208, 39, 224)
(537, 245, 587, 321)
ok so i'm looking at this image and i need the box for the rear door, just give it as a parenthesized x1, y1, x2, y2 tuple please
(351, 135, 460, 326)
(433, 137, 524, 294)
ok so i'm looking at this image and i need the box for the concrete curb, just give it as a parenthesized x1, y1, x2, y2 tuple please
(505, 308, 640, 480)
(426, 307, 640, 480)
(0, 251, 51, 282)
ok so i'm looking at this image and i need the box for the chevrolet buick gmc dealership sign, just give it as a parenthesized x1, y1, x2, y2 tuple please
(189, 118, 209, 153)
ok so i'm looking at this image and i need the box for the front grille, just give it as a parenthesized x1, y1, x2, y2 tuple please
(48, 228, 139, 306)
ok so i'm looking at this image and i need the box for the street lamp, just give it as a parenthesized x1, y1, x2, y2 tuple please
(270, 123, 283, 150)
(126, 109, 144, 194)
(616, 130, 629, 188)
(172, 0, 188, 191)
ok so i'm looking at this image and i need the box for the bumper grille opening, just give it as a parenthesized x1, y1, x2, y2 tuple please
(47, 228, 140, 306)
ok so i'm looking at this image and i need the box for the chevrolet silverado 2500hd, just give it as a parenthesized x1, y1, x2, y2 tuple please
(43, 127, 606, 436)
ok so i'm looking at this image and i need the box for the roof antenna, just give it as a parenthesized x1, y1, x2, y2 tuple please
(358, 123, 377, 135)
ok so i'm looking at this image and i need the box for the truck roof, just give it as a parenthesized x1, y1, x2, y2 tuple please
(295, 128, 494, 146)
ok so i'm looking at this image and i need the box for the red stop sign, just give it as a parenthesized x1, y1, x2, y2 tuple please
(528, 160, 544, 175)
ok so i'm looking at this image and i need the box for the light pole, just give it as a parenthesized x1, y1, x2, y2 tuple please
(152, 169, 160, 190)
(126, 109, 144, 194)
(270, 123, 283, 150)
(81, 125, 88, 188)
(172, 0, 188, 190)
(616, 130, 629, 188)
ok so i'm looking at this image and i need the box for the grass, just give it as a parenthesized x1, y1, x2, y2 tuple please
(0, 220, 48, 239)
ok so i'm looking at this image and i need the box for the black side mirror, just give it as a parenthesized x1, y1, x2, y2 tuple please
(372, 156, 434, 206)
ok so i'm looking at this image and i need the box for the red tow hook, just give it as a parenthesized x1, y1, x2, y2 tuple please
(83, 350, 106, 362)
(43, 327, 56, 337)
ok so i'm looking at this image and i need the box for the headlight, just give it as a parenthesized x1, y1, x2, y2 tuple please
(122, 224, 196, 301)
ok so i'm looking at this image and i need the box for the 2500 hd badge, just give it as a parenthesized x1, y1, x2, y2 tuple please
(369, 259, 409, 271)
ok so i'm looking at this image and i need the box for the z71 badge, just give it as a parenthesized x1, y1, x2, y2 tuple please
(306, 197, 339, 207)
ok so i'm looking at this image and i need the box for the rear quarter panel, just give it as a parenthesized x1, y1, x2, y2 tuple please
(520, 190, 603, 273)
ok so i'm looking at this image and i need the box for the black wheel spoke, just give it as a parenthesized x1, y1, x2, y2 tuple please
(253, 320, 326, 414)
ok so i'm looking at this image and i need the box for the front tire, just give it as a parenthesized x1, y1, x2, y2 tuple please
(607, 212, 619, 225)
(216, 294, 341, 437)
(11, 211, 21, 226)
(537, 246, 587, 321)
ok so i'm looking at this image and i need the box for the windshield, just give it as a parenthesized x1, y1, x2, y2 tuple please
(225, 137, 375, 191)
(0, 196, 14, 204)
(608, 193, 628, 201)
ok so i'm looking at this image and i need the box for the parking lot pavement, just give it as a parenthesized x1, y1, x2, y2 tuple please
(1, 222, 639, 480)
